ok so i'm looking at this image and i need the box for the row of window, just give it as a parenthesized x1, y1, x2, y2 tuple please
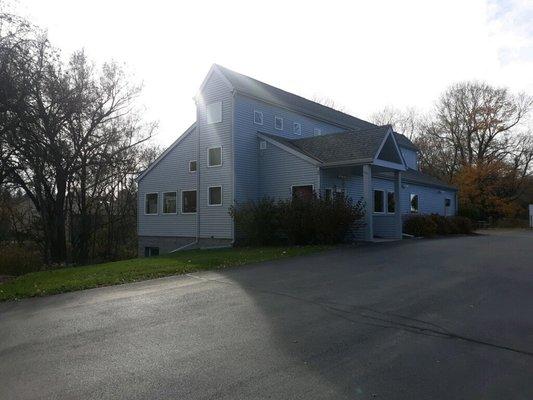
(186, 147, 221, 173)
(144, 187, 222, 215)
(254, 110, 322, 136)
(373, 191, 451, 214)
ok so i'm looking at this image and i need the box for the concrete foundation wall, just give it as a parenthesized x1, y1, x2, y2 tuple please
(138, 236, 232, 256)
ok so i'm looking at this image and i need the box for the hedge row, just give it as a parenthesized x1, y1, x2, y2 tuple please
(403, 215, 474, 237)
(229, 196, 365, 245)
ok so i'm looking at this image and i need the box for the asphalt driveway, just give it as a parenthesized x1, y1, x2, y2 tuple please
(1, 230, 532, 399)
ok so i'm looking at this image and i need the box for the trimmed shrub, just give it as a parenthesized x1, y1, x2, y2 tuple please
(230, 195, 365, 246)
(403, 215, 438, 237)
(404, 214, 474, 237)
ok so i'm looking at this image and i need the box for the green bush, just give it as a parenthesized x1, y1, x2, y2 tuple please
(0, 243, 43, 276)
(404, 215, 474, 237)
(230, 195, 365, 246)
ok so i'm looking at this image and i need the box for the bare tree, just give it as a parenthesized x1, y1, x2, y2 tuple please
(0, 13, 155, 263)
(312, 95, 348, 113)
(370, 106, 423, 140)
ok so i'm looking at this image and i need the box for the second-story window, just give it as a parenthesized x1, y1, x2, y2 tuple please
(208, 146, 222, 167)
(293, 122, 302, 135)
(275, 116, 283, 130)
(189, 160, 197, 173)
(206, 101, 222, 124)
(254, 110, 263, 125)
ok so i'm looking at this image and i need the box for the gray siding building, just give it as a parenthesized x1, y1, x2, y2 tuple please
(136, 65, 457, 255)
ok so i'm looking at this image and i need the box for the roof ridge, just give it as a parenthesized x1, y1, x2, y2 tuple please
(215, 64, 377, 129)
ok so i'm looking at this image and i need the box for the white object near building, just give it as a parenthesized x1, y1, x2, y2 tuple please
(529, 205, 533, 228)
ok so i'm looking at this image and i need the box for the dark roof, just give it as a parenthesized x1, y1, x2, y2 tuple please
(394, 133, 418, 150)
(215, 65, 419, 151)
(260, 125, 392, 164)
(378, 169, 456, 190)
(216, 65, 375, 131)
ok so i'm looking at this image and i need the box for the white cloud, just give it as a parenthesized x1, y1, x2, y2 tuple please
(13, 0, 533, 145)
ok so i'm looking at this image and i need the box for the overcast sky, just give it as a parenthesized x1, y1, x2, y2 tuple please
(15, 0, 533, 146)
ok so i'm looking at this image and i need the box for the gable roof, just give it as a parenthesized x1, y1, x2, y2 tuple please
(259, 125, 406, 167)
(135, 122, 196, 182)
(214, 65, 418, 151)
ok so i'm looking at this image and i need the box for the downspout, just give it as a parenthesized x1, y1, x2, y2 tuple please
(195, 97, 201, 245)
(230, 90, 236, 246)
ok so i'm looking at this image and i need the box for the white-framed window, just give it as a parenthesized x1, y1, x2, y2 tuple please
(373, 190, 385, 213)
(387, 191, 395, 213)
(145, 193, 158, 215)
(314, 128, 322, 136)
(181, 190, 197, 214)
(410, 194, 419, 213)
(254, 110, 263, 125)
(206, 101, 222, 124)
(207, 146, 222, 167)
(259, 140, 267, 150)
(162, 192, 177, 214)
(189, 160, 197, 173)
(445, 198, 451, 207)
(293, 122, 302, 135)
(208, 186, 222, 206)
(275, 116, 283, 130)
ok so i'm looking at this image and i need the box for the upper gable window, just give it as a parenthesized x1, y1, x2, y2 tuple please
(206, 101, 222, 124)
(314, 128, 322, 136)
(208, 146, 222, 167)
(275, 116, 283, 130)
(254, 110, 263, 125)
(293, 122, 302, 135)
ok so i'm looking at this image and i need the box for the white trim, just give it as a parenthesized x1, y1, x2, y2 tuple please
(136, 123, 196, 182)
(181, 189, 197, 214)
(162, 191, 178, 214)
(206, 101, 223, 125)
(386, 190, 396, 214)
(290, 184, 315, 197)
(373, 189, 385, 214)
(254, 110, 264, 125)
(189, 160, 197, 173)
(207, 146, 223, 168)
(274, 116, 283, 130)
(144, 192, 159, 215)
(208, 185, 223, 206)
(259, 140, 267, 150)
(372, 127, 407, 170)
(313, 128, 322, 136)
(293, 122, 302, 135)
(257, 133, 320, 166)
(410, 193, 419, 213)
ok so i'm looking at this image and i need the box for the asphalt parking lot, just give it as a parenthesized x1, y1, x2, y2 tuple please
(1, 230, 532, 399)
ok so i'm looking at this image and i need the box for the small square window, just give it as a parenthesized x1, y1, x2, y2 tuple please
(410, 194, 419, 213)
(208, 147, 222, 167)
(206, 101, 222, 124)
(387, 191, 395, 213)
(259, 140, 267, 150)
(374, 190, 385, 213)
(163, 192, 177, 214)
(254, 110, 263, 125)
(275, 116, 283, 130)
(189, 160, 197, 173)
(182, 190, 197, 213)
(145, 193, 158, 214)
(293, 122, 302, 135)
(208, 186, 222, 206)
(314, 128, 322, 136)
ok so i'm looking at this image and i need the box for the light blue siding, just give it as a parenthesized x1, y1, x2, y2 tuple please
(234, 94, 342, 203)
(197, 71, 234, 239)
(137, 128, 198, 237)
(372, 178, 397, 238)
(258, 142, 319, 200)
(401, 183, 457, 216)
(401, 147, 418, 170)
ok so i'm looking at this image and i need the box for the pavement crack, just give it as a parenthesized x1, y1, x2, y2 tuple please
(186, 273, 533, 358)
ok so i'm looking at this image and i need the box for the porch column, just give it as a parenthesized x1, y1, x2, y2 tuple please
(394, 171, 402, 239)
(363, 164, 373, 241)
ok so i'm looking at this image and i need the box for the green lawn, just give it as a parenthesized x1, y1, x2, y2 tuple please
(0, 246, 329, 301)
